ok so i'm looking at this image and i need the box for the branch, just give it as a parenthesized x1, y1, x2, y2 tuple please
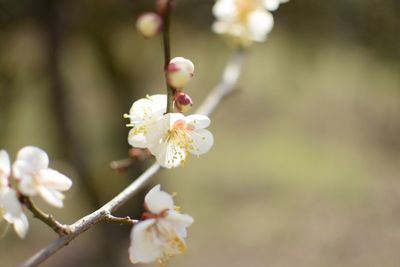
(162, 0, 175, 113)
(23, 197, 70, 236)
(21, 48, 246, 267)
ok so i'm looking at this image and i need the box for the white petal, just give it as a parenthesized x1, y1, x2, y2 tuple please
(13, 146, 49, 179)
(128, 129, 148, 148)
(145, 184, 174, 214)
(164, 210, 194, 238)
(212, 0, 237, 22)
(13, 214, 29, 238)
(264, 0, 288, 11)
(129, 94, 166, 123)
(1, 188, 29, 238)
(150, 140, 186, 169)
(184, 115, 211, 130)
(247, 10, 274, 42)
(0, 150, 11, 178)
(37, 186, 65, 208)
(39, 169, 72, 191)
(189, 129, 214, 156)
(129, 219, 162, 264)
(18, 176, 37, 196)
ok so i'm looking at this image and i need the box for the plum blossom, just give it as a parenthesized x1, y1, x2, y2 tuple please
(0, 150, 29, 238)
(13, 146, 72, 208)
(125, 94, 167, 148)
(129, 185, 194, 265)
(167, 57, 195, 89)
(212, 0, 288, 45)
(147, 113, 214, 168)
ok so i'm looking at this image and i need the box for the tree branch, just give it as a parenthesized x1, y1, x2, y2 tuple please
(20, 48, 246, 267)
(162, 0, 175, 113)
(23, 197, 70, 236)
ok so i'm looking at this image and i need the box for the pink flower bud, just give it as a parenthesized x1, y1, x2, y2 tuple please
(167, 57, 195, 89)
(174, 91, 193, 113)
(136, 12, 163, 38)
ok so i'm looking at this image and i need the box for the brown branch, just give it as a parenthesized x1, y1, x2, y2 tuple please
(23, 197, 70, 236)
(104, 214, 138, 226)
(20, 48, 246, 267)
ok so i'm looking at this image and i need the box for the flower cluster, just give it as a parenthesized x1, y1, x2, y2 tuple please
(0, 146, 72, 238)
(125, 57, 213, 169)
(129, 185, 194, 265)
(212, 0, 288, 45)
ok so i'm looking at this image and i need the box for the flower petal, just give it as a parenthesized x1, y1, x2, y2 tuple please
(129, 219, 162, 264)
(128, 129, 148, 148)
(151, 140, 186, 169)
(247, 10, 274, 42)
(0, 150, 11, 186)
(184, 115, 211, 130)
(145, 185, 174, 214)
(129, 94, 166, 123)
(13, 146, 49, 179)
(39, 169, 72, 191)
(164, 210, 194, 238)
(1, 187, 29, 238)
(189, 129, 214, 156)
(37, 186, 65, 208)
(18, 176, 37, 196)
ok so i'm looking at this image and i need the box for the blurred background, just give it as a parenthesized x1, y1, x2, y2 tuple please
(1, 0, 400, 266)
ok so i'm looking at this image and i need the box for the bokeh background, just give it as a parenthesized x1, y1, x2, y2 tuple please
(1, 0, 400, 266)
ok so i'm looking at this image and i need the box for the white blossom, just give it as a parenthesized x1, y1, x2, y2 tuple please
(129, 185, 194, 264)
(212, 0, 288, 45)
(167, 57, 195, 89)
(0, 150, 29, 238)
(147, 113, 214, 168)
(264, 0, 289, 11)
(125, 94, 167, 148)
(13, 146, 72, 208)
(136, 12, 163, 38)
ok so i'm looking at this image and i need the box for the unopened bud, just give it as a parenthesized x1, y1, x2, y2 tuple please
(136, 12, 163, 38)
(167, 57, 195, 89)
(174, 91, 193, 113)
(156, 0, 168, 15)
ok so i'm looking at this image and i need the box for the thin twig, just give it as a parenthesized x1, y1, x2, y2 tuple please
(23, 197, 70, 236)
(162, 0, 175, 113)
(104, 214, 138, 226)
(21, 48, 245, 267)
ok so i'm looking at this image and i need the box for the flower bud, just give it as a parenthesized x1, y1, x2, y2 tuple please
(156, 0, 168, 15)
(136, 12, 163, 38)
(167, 57, 195, 89)
(174, 91, 193, 113)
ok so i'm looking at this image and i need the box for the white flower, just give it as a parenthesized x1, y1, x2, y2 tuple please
(13, 146, 72, 208)
(125, 94, 167, 148)
(0, 150, 29, 238)
(147, 113, 214, 168)
(129, 185, 194, 264)
(212, 0, 282, 45)
(264, 0, 289, 11)
(136, 12, 163, 38)
(167, 57, 195, 89)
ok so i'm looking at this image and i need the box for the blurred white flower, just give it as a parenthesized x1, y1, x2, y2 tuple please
(136, 12, 163, 38)
(167, 57, 195, 89)
(125, 94, 167, 148)
(147, 113, 214, 168)
(129, 185, 194, 264)
(0, 150, 29, 238)
(264, 0, 289, 11)
(212, 0, 287, 45)
(13, 146, 72, 208)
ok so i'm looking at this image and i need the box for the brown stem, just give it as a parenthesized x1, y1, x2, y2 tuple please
(104, 214, 138, 226)
(162, 0, 175, 113)
(23, 197, 70, 236)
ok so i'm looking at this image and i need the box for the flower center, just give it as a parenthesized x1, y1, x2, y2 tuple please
(236, 0, 259, 22)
